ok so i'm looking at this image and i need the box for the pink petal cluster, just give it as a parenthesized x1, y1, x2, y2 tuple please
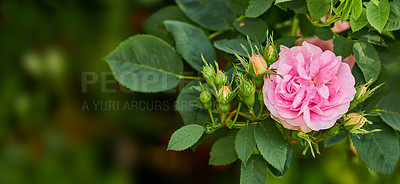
(295, 20, 356, 69)
(263, 42, 356, 132)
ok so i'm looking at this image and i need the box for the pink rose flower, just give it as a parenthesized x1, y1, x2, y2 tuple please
(263, 42, 356, 132)
(299, 37, 356, 69)
(295, 20, 356, 69)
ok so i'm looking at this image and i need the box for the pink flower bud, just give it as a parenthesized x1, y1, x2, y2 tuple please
(218, 86, 232, 101)
(331, 21, 350, 33)
(344, 113, 367, 130)
(250, 54, 268, 76)
(358, 87, 368, 98)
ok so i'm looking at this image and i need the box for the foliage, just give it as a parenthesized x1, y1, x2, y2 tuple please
(105, 0, 400, 183)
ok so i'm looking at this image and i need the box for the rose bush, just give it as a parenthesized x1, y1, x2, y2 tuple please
(106, 0, 400, 181)
(263, 42, 356, 132)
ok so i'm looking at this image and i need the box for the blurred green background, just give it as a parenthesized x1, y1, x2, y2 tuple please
(1, 0, 399, 183)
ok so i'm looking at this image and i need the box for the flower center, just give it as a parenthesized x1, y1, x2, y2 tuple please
(312, 77, 317, 86)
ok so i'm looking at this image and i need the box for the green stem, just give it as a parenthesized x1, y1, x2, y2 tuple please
(208, 30, 227, 40)
(208, 109, 215, 126)
(178, 75, 202, 80)
(221, 113, 226, 125)
(290, 14, 300, 37)
(258, 104, 264, 118)
(232, 121, 259, 128)
(249, 106, 257, 120)
(231, 103, 242, 127)
(332, 31, 339, 37)
(235, 121, 259, 125)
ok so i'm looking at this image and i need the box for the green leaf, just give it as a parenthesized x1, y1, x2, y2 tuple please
(352, 64, 365, 84)
(351, 117, 399, 174)
(276, 0, 291, 4)
(299, 14, 316, 37)
(143, 6, 192, 45)
(245, 0, 273, 18)
(240, 155, 268, 184)
(275, 36, 300, 48)
(167, 124, 205, 151)
(336, 0, 347, 14)
(164, 20, 216, 72)
(306, 0, 330, 21)
(352, 0, 363, 20)
(214, 38, 261, 58)
(378, 92, 400, 131)
(176, 80, 211, 125)
(333, 36, 354, 59)
(225, 0, 250, 15)
(353, 41, 381, 82)
(105, 35, 183, 92)
(315, 27, 333, 41)
(366, 0, 390, 33)
(209, 135, 238, 165)
(233, 18, 269, 42)
(348, 29, 387, 47)
(235, 124, 256, 164)
(350, 9, 368, 32)
(285, 0, 308, 14)
(176, 0, 235, 31)
(383, 0, 400, 31)
(324, 132, 349, 147)
(340, 0, 352, 22)
(267, 145, 293, 177)
(254, 120, 287, 172)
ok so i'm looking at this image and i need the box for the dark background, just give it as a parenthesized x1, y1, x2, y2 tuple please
(1, 0, 399, 183)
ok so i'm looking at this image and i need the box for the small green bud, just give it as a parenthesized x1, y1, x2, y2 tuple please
(200, 90, 212, 109)
(238, 76, 256, 107)
(243, 96, 255, 107)
(214, 70, 227, 86)
(263, 45, 278, 63)
(202, 63, 216, 87)
(218, 103, 230, 113)
(349, 80, 383, 110)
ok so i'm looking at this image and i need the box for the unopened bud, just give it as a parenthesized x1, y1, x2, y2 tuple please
(200, 90, 212, 109)
(215, 70, 227, 86)
(265, 45, 278, 62)
(202, 63, 216, 87)
(250, 54, 268, 76)
(238, 78, 255, 107)
(357, 87, 368, 98)
(344, 113, 367, 130)
(217, 86, 232, 103)
(218, 103, 230, 113)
